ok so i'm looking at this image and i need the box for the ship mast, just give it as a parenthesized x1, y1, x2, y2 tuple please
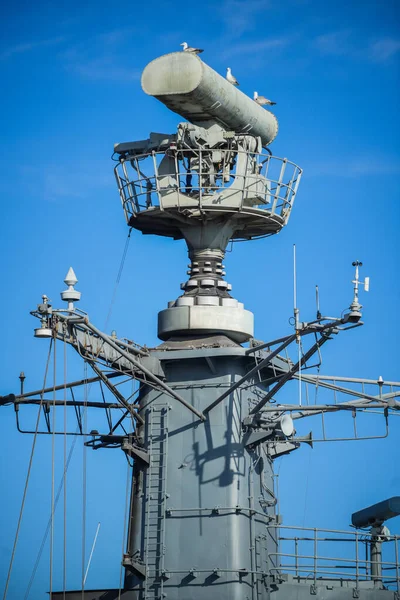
(1, 51, 400, 600)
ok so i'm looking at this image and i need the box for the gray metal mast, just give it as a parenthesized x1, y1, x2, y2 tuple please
(2, 51, 400, 600)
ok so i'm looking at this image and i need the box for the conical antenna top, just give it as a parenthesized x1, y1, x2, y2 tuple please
(64, 267, 78, 287)
(61, 267, 81, 310)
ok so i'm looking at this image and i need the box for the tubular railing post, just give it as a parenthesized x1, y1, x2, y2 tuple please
(173, 150, 181, 211)
(313, 528, 317, 589)
(271, 158, 286, 215)
(395, 536, 399, 592)
(285, 169, 302, 225)
(282, 164, 296, 217)
(294, 537, 298, 579)
(355, 530, 359, 590)
(152, 151, 162, 211)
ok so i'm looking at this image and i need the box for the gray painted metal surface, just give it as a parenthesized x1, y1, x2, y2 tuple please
(158, 302, 254, 342)
(141, 52, 278, 146)
(50, 586, 399, 600)
(124, 348, 277, 599)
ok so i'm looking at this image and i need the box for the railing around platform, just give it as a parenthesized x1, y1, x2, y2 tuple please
(114, 148, 302, 231)
(267, 524, 400, 592)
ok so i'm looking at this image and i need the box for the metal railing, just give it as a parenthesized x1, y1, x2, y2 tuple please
(267, 524, 400, 591)
(114, 148, 302, 231)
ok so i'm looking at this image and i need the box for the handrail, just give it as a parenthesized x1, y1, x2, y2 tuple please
(266, 524, 400, 591)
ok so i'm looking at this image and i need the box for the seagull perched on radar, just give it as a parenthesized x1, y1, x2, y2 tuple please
(253, 91, 276, 106)
(180, 42, 203, 54)
(226, 67, 239, 86)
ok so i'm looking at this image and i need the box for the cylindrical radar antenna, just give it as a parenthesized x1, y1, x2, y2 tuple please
(141, 52, 279, 146)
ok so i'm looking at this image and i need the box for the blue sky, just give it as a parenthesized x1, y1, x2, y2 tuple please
(0, 0, 399, 597)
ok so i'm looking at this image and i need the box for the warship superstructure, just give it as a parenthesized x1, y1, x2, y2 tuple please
(1, 51, 400, 600)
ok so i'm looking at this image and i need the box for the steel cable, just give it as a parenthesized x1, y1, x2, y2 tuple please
(104, 229, 132, 332)
(20, 232, 133, 597)
(23, 432, 78, 599)
(63, 339, 67, 599)
(81, 362, 88, 598)
(118, 446, 132, 597)
(50, 337, 57, 595)
(3, 340, 53, 600)
(118, 374, 137, 596)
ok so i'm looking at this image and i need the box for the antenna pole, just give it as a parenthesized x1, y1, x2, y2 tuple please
(352, 261, 361, 304)
(293, 245, 302, 406)
(293, 245, 299, 333)
(83, 522, 101, 586)
(315, 285, 321, 320)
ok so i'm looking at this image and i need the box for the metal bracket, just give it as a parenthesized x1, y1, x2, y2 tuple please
(310, 583, 317, 595)
(122, 554, 146, 578)
(352, 588, 360, 598)
(244, 429, 274, 448)
(121, 438, 150, 465)
(267, 440, 301, 459)
(212, 568, 221, 578)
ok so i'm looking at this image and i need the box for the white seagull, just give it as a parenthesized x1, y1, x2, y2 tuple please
(253, 91, 276, 106)
(226, 67, 239, 86)
(180, 42, 203, 54)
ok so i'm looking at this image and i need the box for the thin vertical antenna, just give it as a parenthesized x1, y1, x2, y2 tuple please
(315, 285, 321, 320)
(293, 245, 297, 322)
(83, 522, 101, 586)
(293, 244, 302, 406)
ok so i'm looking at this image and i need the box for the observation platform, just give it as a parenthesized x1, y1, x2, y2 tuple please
(114, 148, 302, 241)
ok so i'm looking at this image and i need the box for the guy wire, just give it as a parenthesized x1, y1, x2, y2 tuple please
(3, 340, 53, 600)
(50, 337, 57, 595)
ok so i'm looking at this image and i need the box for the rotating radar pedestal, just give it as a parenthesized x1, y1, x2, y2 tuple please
(114, 52, 302, 342)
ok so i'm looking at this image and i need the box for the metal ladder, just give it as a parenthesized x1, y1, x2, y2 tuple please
(143, 405, 169, 600)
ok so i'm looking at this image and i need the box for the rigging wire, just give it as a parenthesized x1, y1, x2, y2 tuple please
(81, 361, 88, 598)
(18, 228, 134, 597)
(23, 432, 78, 599)
(118, 381, 135, 600)
(104, 228, 132, 332)
(21, 219, 132, 597)
(118, 461, 131, 598)
(63, 339, 67, 598)
(3, 340, 53, 600)
(83, 523, 101, 586)
(50, 337, 57, 596)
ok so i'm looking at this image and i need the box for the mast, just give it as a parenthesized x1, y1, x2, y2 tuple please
(1, 51, 400, 600)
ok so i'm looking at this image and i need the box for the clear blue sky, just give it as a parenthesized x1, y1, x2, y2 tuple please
(0, 0, 399, 597)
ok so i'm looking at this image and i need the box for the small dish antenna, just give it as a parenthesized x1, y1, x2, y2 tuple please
(280, 414, 294, 437)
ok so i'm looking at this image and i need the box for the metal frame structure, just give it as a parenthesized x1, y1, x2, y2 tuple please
(1, 50, 400, 600)
(114, 149, 302, 240)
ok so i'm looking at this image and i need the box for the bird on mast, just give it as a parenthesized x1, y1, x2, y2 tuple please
(226, 67, 239, 86)
(254, 91, 276, 106)
(180, 41, 203, 54)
